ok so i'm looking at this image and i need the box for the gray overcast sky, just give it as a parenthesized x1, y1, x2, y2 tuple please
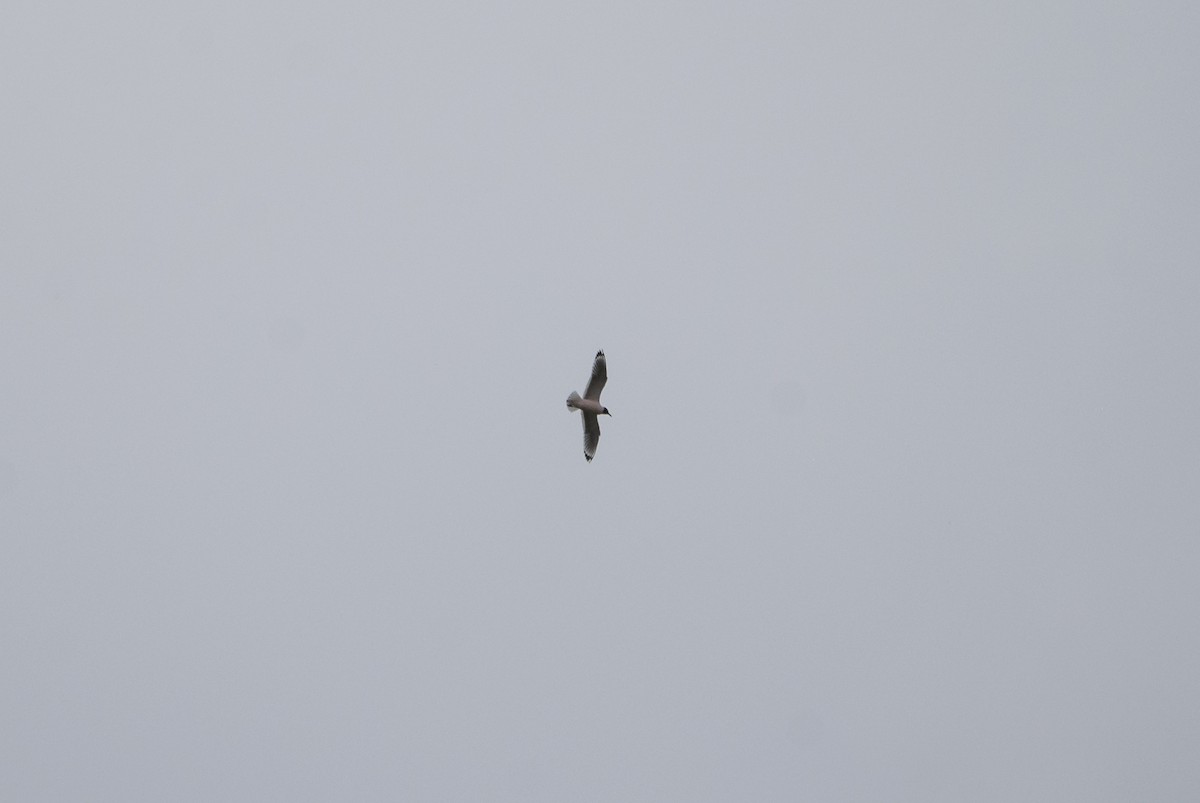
(2, 2, 1198, 800)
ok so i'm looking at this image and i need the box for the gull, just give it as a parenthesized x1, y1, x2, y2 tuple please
(566, 350, 611, 462)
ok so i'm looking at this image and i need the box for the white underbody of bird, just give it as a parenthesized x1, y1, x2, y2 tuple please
(566, 350, 611, 462)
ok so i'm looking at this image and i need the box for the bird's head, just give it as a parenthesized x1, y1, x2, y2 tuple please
(601, 407, 611, 416)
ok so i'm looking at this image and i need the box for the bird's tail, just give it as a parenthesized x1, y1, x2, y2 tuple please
(566, 391, 582, 410)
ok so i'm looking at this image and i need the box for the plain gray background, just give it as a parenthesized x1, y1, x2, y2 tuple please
(3, 2, 1198, 800)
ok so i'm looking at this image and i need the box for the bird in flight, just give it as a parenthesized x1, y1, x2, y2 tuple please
(566, 350, 611, 462)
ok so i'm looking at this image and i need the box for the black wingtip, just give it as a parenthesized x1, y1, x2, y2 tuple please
(585, 454, 593, 462)
(596, 349, 604, 357)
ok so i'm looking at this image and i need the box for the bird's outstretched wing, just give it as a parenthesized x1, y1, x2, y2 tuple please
(582, 411, 601, 462)
(584, 350, 607, 401)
